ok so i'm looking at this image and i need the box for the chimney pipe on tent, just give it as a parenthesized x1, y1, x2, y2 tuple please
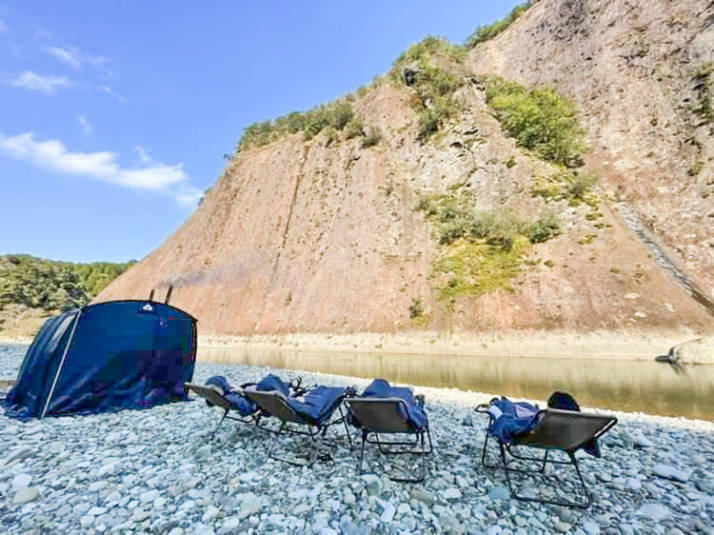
(165, 285, 173, 305)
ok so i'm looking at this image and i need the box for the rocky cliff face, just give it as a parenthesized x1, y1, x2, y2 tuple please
(470, 0, 714, 302)
(97, 0, 714, 335)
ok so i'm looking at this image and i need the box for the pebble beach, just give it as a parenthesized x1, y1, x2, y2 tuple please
(1, 343, 712, 535)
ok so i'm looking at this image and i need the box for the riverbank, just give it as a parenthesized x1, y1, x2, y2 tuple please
(1, 345, 712, 534)
(3, 328, 711, 362)
(198, 329, 713, 362)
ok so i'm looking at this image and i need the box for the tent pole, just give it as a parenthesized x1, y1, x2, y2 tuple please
(40, 308, 82, 419)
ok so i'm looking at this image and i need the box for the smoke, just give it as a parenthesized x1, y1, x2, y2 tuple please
(155, 261, 253, 290)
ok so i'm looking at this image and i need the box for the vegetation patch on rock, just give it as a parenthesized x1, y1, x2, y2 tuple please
(417, 191, 561, 301)
(484, 77, 586, 167)
(465, 2, 535, 48)
(390, 37, 466, 140)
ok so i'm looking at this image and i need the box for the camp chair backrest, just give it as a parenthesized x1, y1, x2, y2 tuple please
(515, 409, 617, 452)
(347, 398, 414, 433)
(245, 390, 304, 424)
(184, 383, 234, 412)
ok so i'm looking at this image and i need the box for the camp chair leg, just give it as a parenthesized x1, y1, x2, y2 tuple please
(338, 404, 354, 450)
(210, 409, 229, 440)
(541, 450, 549, 473)
(357, 433, 367, 474)
(361, 431, 430, 484)
(480, 432, 500, 469)
(498, 443, 592, 509)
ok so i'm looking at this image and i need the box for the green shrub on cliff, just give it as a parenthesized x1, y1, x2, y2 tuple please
(391, 37, 465, 140)
(361, 127, 381, 148)
(417, 192, 561, 300)
(485, 77, 586, 167)
(466, 2, 534, 47)
(238, 100, 358, 149)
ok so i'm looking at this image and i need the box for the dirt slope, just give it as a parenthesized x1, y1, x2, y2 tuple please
(97, 0, 714, 335)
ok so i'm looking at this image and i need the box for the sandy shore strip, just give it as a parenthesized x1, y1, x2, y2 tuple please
(1, 345, 712, 535)
(3, 328, 711, 361)
(197, 329, 712, 361)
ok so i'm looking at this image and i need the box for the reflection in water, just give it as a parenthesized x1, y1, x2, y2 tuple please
(198, 347, 714, 421)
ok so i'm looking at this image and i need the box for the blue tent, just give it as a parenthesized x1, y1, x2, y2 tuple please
(4, 300, 197, 419)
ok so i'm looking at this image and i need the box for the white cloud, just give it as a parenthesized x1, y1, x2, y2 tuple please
(11, 70, 72, 94)
(46, 46, 81, 69)
(98, 84, 126, 103)
(0, 18, 7, 33)
(133, 145, 152, 163)
(0, 132, 199, 206)
(77, 115, 93, 136)
(46, 45, 111, 73)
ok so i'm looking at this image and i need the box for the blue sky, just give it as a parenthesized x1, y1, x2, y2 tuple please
(0, 1, 521, 263)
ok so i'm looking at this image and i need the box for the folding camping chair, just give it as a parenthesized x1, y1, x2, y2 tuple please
(346, 380, 433, 483)
(476, 397, 617, 508)
(244, 384, 354, 466)
(184, 382, 258, 440)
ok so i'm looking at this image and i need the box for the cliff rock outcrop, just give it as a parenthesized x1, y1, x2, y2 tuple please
(98, 0, 714, 335)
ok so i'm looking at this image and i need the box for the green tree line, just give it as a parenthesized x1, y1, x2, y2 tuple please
(0, 254, 135, 312)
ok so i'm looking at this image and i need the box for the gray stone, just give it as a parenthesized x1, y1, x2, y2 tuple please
(222, 517, 241, 530)
(652, 464, 689, 482)
(12, 473, 32, 488)
(637, 503, 671, 521)
(692, 471, 714, 494)
(582, 520, 600, 535)
(88, 480, 108, 492)
(13, 487, 39, 505)
(4, 448, 34, 465)
(236, 495, 262, 519)
(140, 489, 160, 503)
(131, 509, 150, 522)
(97, 460, 120, 477)
(634, 435, 654, 448)
(378, 499, 395, 522)
(488, 486, 509, 501)
(626, 478, 642, 491)
(442, 488, 462, 500)
(410, 487, 432, 504)
(554, 521, 571, 533)
(619, 431, 635, 449)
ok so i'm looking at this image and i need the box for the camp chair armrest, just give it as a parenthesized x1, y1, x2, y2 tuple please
(592, 414, 618, 440)
(475, 403, 491, 413)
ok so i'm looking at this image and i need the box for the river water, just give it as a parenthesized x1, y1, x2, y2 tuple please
(199, 346, 714, 421)
(2, 343, 712, 421)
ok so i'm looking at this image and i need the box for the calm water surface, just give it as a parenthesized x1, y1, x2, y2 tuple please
(199, 347, 714, 421)
(2, 343, 711, 421)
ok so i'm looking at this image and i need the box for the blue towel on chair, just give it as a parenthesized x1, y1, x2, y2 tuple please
(359, 379, 429, 431)
(256, 373, 291, 397)
(487, 398, 542, 443)
(287, 386, 351, 427)
(204, 376, 256, 416)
